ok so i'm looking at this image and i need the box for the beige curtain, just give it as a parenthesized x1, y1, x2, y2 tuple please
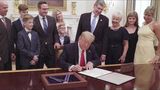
(126, 0, 135, 16)
(150, 0, 160, 20)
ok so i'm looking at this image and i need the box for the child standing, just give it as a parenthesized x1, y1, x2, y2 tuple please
(17, 14, 40, 69)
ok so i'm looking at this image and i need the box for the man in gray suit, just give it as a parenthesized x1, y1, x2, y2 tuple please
(0, 1, 15, 70)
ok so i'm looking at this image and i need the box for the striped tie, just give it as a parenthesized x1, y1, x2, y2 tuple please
(42, 17, 48, 33)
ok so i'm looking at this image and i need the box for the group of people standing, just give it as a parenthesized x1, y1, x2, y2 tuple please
(0, 0, 160, 71)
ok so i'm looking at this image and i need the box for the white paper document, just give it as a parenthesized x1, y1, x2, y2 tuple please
(97, 72, 135, 85)
(79, 68, 112, 78)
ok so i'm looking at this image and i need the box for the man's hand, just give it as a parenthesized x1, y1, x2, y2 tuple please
(11, 53, 16, 61)
(85, 61, 93, 70)
(30, 60, 36, 65)
(70, 64, 83, 72)
(54, 43, 61, 49)
(33, 55, 38, 61)
(100, 54, 106, 62)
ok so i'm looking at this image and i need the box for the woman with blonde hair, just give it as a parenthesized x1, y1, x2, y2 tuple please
(52, 10, 70, 37)
(134, 6, 160, 64)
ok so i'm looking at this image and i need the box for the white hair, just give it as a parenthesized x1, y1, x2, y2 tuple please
(112, 11, 122, 21)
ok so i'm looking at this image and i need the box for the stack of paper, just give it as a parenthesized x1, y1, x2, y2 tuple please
(97, 72, 135, 85)
(79, 68, 135, 85)
(79, 68, 112, 78)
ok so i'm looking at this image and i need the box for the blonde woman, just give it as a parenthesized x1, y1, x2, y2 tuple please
(134, 6, 160, 64)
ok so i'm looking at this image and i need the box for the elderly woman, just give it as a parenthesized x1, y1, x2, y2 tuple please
(104, 12, 129, 64)
(134, 6, 160, 64)
(124, 11, 139, 63)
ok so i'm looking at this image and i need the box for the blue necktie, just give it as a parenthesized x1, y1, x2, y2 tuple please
(91, 16, 96, 33)
(42, 17, 48, 33)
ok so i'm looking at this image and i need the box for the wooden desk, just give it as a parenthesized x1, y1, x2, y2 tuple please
(0, 64, 159, 90)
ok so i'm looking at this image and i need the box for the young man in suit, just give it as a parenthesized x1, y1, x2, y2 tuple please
(0, 1, 15, 70)
(75, 0, 109, 62)
(17, 14, 40, 69)
(60, 31, 100, 72)
(12, 4, 28, 70)
(33, 1, 60, 68)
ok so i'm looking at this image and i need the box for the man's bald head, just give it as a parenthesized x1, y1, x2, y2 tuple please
(0, 1, 8, 16)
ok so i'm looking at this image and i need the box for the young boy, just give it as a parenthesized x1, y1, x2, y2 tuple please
(57, 22, 70, 46)
(55, 22, 70, 66)
(17, 14, 40, 69)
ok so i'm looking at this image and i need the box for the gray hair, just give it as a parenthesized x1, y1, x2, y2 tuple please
(112, 12, 122, 21)
(94, 0, 106, 7)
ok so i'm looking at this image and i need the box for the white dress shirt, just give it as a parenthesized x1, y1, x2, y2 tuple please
(78, 43, 87, 65)
(90, 12, 99, 32)
(25, 28, 32, 41)
(38, 15, 48, 30)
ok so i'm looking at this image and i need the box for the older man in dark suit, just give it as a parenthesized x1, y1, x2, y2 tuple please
(60, 31, 100, 72)
(33, 1, 60, 68)
(75, 0, 109, 62)
(0, 1, 15, 70)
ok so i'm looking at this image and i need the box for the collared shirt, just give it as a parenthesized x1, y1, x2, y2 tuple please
(19, 17, 24, 27)
(78, 43, 86, 65)
(59, 36, 64, 45)
(0, 15, 6, 26)
(38, 15, 48, 30)
(25, 28, 32, 41)
(90, 12, 99, 30)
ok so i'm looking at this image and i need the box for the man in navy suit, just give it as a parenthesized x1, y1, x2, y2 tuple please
(60, 31, 100, 72)
(12, 4, 28, 70)
(75, 0, 109, 62)
(17, 14, 40, 69)
(33, 1, 60, 68)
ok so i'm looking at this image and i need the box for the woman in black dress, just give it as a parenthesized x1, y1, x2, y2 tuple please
(125, 11, 139, 63)
(105, 12, 129, 64)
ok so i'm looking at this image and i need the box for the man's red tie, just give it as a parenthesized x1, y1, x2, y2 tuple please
(80, 50, 85, 66)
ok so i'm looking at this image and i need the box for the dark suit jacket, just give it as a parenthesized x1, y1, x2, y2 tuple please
(75, 12, 109, 56)
(17, 30, 40, 68)
(60, 43, 100, 71)
(58, 36, 70, 45)
(33, 15, 59, 55)
(12, 19, 24, 46)
(0, 17, 12, 64)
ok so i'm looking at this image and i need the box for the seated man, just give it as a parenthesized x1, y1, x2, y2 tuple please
(60, 31, 100, 72)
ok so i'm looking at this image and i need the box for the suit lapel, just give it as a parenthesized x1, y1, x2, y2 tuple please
(88, 13, 92, 32)
(17, 19, 24, 30)
(46, 16, 50, 33)
(36, 16, 46, 34)
(0, 18, 8, 30)
(24, 30, 31, 44)
(93, 14, 103, 34)
(0, 20, 6, 30)
(75, 43, 79, 64)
